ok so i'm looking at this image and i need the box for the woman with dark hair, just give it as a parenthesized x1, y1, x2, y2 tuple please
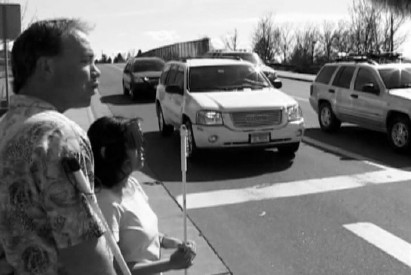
(88, 116, 196, 275)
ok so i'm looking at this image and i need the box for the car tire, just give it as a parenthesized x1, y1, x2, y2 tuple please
(318, 102, 341, 133)
(156, 105, 173, 137)
(388, 115, 411, 153)
(277, 142, 300, 156)
(123, 81, 129, 96)
(184, 119, 197, 159)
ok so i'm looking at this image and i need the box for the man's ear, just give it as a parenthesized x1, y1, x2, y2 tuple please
(35, 57, 54, 78)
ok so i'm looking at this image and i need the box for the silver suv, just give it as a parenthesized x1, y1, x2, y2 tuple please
(309, 55, 411, 153)
(156, 58, 304, 158)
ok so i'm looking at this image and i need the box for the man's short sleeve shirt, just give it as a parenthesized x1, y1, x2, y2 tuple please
(0, 95, 105, 275)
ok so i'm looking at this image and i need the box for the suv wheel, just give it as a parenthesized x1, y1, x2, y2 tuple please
(388, 116, 411, 153)
(156, 105, 173, 136)
(184, 120, 197, 159)
(319, 102, 341, 132)
(277, 142, 300, 156)
(123, 81, 129, 96)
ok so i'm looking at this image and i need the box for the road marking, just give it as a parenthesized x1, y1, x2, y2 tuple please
(176, 168, 411, 209)
(344, 222, 411, 267)
(293, 95, 309, 102)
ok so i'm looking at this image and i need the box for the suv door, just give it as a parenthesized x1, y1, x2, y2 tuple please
(332, 65, 356, 122)
(352, 67, 385, 129)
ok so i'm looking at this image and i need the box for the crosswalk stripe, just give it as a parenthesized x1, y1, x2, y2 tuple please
(344, 222, 411, 267)
(176, 168, 411, 209)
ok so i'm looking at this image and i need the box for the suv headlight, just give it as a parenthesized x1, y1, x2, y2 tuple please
(287, 104, 303, 122)
(196, 110, 223, 125)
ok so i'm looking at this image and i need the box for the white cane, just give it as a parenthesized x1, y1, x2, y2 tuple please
(180, 125, 188, 275)
(62, 157, 132, 275)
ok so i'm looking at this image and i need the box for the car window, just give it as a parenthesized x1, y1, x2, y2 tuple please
(165, 65, 178, 85)
(315, 65, 337, 84)
(189, 64, 270, 92)
(332, 66, 355, 89)
(378, 67, 411, 89)
(133, 59, 165, 72)
(160, 64, 171, 84)
(354, 68, 379, 92)
(174, 66, 184, 89)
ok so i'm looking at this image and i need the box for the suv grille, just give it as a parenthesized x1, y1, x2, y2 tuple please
(230, 110, 282, 128)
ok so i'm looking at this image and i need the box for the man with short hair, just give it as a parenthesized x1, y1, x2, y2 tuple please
(0, 19, 117, 275)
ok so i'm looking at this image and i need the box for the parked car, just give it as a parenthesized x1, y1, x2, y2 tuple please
(155, 58, 304, 158)
(203, 50, 282, 89)
(122, 57, 165, 100)
(309, 54, 411, 153)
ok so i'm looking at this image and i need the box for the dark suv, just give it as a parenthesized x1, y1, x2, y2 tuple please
(122, 57, 165, 100)
(204, 50, 282, 89)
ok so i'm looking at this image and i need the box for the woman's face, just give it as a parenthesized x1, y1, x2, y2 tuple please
(127, 146, 144, 171)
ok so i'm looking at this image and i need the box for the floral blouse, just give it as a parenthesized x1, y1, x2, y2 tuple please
(0, 95, 105, 275)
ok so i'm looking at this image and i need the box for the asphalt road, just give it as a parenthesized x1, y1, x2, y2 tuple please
(97, 63, 411, 275)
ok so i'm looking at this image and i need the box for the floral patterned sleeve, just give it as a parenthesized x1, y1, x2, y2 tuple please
(29, 120, 105, 249)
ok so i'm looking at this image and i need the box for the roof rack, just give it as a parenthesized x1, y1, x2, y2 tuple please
(335, 52, 403, 64)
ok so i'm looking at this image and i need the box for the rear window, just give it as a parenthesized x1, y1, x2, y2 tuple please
(133, 59, 165, 72)
(332, 66, 356, 89)
(315, 65, 337, 84)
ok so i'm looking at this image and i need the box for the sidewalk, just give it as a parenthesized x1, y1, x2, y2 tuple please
(276, 70, 316, 83)
(64, 92, 231, 275)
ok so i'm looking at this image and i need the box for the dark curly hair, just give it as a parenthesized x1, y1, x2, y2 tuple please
(87, 116, 144, 188)
(11, 18, 91, 94)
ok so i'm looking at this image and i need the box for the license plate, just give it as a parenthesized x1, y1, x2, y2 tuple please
(250, 132, 270, 144)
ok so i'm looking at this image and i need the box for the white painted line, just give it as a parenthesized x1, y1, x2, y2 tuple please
(344, 222, 411, 267)
(177, 168, 411, 209)
(293, 96, 309, 102)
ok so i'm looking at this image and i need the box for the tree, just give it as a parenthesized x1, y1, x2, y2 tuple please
(251, 14, 281, 62)
(223, 28, 239, 51)
(278, 23, 294, 63)
(370, 0, 411, 15)
(113, 53, 125, 63)
(319, 21, 338, 61)
(349, 0, 407, 54)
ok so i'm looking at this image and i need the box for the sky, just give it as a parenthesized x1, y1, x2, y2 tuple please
(6, 0, 411, 58)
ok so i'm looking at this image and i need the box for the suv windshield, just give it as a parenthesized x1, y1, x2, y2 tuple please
(189, 64, 270, 92)
(378, 67, 411, 89)
(133, 59, 165, 72)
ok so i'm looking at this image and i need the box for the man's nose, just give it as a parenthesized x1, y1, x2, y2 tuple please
(91, 63, 101, 78)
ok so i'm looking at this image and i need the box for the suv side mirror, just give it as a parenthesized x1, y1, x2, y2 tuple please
(166, 85, 183, 95)
(271, 79, 282, 89)
(362, 83, 379, 94)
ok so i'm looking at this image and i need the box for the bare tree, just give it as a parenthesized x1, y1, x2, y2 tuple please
(318, 20, 337, 61)
(370, 0, 411, 15)
(333, 20, 354, 54)
(223, 28, 239, 51)
(251, 14, 281, 62)
(278, 23, 294, 63)
(349, 0, 407, 54)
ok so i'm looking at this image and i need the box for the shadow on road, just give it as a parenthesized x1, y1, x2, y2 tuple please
(304, 126, 411, 169)
(101, 94, 155, 106)
(143, 131, 296, 182)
